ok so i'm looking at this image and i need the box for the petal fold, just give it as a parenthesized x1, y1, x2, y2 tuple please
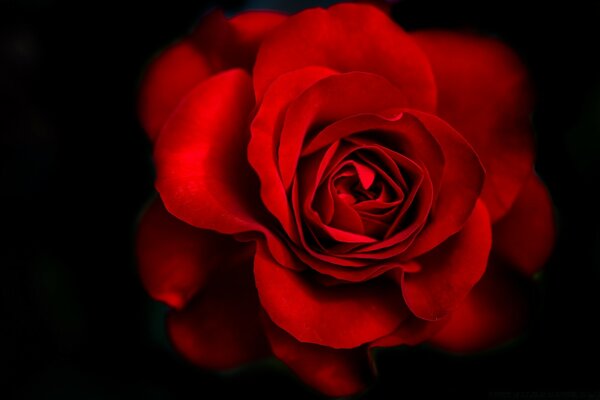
(428, 261, 531, 353)
(492, 174, 556, 276)
(402, 200, 492, 320)
(155, 69, 263, 235)
(254, 3, 436, 109)
(167, 244, 270, 369)
(254, 244, 407, 348)
(136, 198, 234, 309)
(263, 315, 371, 398)
(413, 31, 535, 221)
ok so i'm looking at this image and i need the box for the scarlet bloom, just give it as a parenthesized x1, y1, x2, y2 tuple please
(136, 3, 555, 396)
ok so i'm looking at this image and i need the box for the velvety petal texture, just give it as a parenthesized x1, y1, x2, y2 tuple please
(137, 3, 555, 396)
(154, 69, 262, 235)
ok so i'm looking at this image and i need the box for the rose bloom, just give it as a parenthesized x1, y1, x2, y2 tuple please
(136, 3, 555, 396)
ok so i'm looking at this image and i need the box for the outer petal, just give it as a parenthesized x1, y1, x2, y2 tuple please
(402, 110, 485, 258)
(139, 11, 286, 141)
(412, 31, 535, 221)
(263, 315, 371, 398)
(492, 174, 556, 276)
(138, 39, 212, 141)
(229, 12, 287, 69)
(428, 260, 531, 353)
(254, 3, 436, 109)
(136, 198, 234, 309)
(167, 244, 270, 369)
(154, 69, 263, 235)
(402, 200, 492, 320)
(254, 244, 407, 349)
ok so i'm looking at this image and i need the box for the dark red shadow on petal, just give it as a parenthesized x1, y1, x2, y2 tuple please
(136, 197, 237, 310)
(228, 11, 287, 70)
(372, 314, 448, 348)
(139, 10, 287, 141)
(428, 259, 532, 354)
(492, 173, 556, 276)
(167, 243, 270, 370)
(254, 243, 408, 348)
(402, 200, 492, 321)
(155, 69, 264, 235)
(262, 313, 372, 398)
(277, 74, 434, 189)
(249, 66, 338, 241)
(401, 110, 485, 259)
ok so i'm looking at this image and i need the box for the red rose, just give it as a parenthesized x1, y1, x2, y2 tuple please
(136, 3, 556, 396)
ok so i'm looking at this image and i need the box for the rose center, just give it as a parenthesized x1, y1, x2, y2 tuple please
(333, 163, 382, 205)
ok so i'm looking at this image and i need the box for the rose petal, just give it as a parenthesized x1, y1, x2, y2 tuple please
(492, 173, 556, 276)
(402, 200, 492, 320)
(155, 69, 263, 235)
(262, 314, 372, 398)
(138, 39, 212, 141)
(278, 73, 434, 188)
(401, 110, 485, 258)
(254, 3, 436, 109)
(428, 260, 531, 353)
(254, 243, 407, 348)
(412, 31, 535, 221)
(249, 67, 338, 239)
(353, 161, 376, 190)
(136, 197, 236, 309)
(167, 243, 270, 369)
(139, 11, 286, 141)
(228, 12, 287, 69)
(189, 10, 286, 71)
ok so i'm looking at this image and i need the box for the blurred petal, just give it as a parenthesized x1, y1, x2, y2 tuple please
(402, 201, 491, 320)
(138, 39, 212, 141)
(372, 315, 447, 347)
(263, 314, 371, 397)
(492, 174, 556, 276)
(229, 11, 287, 69)
(413, 31, 535, 221)
(167, 244, 270, 369)
(428, 261, 531, 353)
(136, 198, 234, 309)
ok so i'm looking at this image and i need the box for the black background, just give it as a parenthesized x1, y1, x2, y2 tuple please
(2, 0, 599, 398)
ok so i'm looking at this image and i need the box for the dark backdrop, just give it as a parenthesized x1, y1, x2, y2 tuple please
(2, 0, 599, 398)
